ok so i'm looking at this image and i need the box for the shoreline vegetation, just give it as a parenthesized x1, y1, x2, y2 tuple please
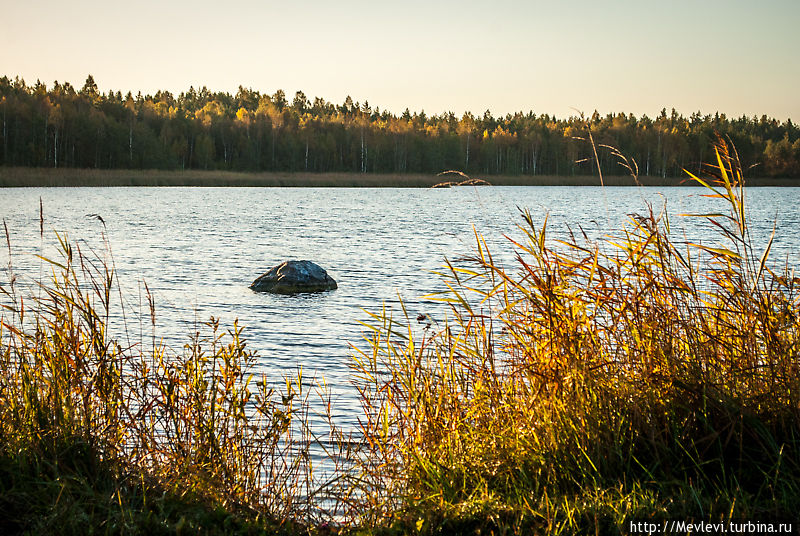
(2, 166, 800, 188)
(2, 139, 800, 534)
(2, 74, 800, 181)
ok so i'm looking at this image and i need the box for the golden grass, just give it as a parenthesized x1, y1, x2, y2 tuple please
(1, 138, 799, 534)
(0, 228, 344, 531)
(349, 138, 800, 531)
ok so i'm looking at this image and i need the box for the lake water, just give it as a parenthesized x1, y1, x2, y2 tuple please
(2, 186, 799, 432)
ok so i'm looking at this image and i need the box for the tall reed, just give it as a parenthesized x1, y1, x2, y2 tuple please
(351, 138, 800, 533)
(2, 138, 798, 534)
(0, 231, 324, 533)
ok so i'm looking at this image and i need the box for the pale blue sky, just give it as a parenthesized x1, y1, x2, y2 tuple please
(3, 0, 798, 120)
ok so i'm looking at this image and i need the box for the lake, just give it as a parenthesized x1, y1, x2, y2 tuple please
(2, 186, 799, 432)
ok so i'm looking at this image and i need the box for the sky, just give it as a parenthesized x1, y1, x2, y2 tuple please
(3, 0, 798, 120)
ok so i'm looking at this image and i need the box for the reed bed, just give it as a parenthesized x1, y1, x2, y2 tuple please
(6, 166, 782, 188)
(351, 138, 800, 533)
(0, 228, 341, 533)
(1, 138, 798, 534)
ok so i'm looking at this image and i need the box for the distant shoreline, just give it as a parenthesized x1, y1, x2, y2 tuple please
(1, 167, 798, 187)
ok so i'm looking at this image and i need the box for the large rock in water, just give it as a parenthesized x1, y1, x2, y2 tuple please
(250, 260, 337, 294)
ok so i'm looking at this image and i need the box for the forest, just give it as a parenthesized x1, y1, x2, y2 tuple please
(1, 74, 799, 177)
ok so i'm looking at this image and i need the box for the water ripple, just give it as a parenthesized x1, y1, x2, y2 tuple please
(2, 185, 799, 432)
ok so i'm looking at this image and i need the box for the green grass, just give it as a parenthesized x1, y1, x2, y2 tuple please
(0, 442, 304, 535)
(1, 138, 799, 534)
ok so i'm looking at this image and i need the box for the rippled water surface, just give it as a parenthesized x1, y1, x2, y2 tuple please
(2, 186, 799, 429)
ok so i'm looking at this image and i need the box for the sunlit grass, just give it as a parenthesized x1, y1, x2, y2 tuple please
(0, 229, 326, 533)
(1, 138, 798, 534)
(350, 138, 800, 532)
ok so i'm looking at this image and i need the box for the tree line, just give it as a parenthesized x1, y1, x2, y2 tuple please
(1, 74, 799, 177)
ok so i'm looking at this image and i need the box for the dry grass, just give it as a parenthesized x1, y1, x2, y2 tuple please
(6, 166, 797, 188)
(349, 138, 800, 532)
(0, 166, 444, 187)
(0, 226, 349, 533)
(1, 138, 799, 534)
